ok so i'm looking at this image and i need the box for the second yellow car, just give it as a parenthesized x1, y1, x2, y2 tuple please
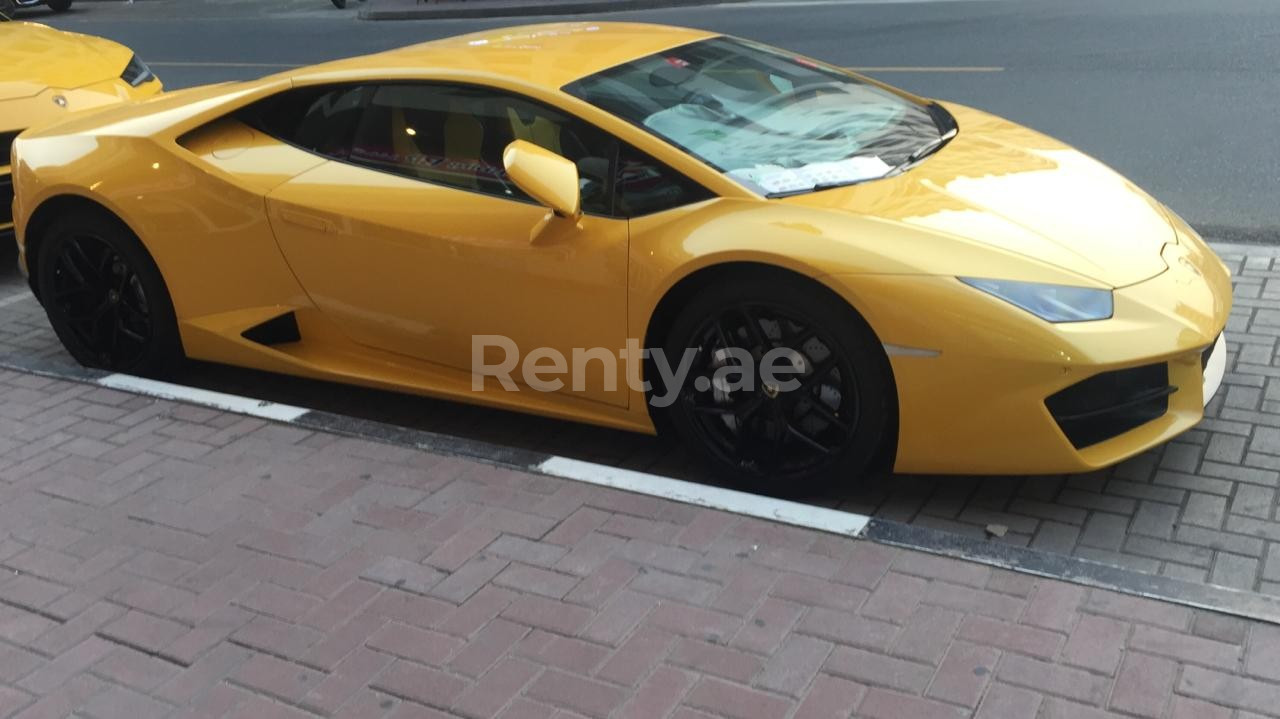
(1, 19, 161, 234)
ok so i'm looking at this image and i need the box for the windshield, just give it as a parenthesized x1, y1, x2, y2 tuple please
(564, 37, 951, 197)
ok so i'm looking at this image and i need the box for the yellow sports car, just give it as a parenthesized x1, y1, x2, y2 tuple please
(9, 23, 1230, 492)
(1, 19, 161, 235)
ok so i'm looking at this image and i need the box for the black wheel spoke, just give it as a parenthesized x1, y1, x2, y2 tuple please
(737, 305, 770, 351)
(798, 358, 839, 394)
(786, 423, 832, 455)
(678, 300, 861, 483)
(49, 234, 154, 370)
(802, 398, 851, 434)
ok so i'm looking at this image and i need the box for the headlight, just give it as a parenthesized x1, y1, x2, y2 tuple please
(120, 55, 155, 87)
(959, 278, 1113, 323)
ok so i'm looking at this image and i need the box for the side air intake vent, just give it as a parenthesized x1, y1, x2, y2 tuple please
(241, 312, 301, 346)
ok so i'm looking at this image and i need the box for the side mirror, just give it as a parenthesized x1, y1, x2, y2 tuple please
(502, 140, 581, 221)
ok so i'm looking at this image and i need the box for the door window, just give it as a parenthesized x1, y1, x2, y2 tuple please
(348, 84, 623, 215)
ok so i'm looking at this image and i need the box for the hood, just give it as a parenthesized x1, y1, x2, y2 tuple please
(782, 104, 1173, 288)
(0, 22, 129, 101)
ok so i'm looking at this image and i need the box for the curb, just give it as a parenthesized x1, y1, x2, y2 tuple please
(359, 0, 748, 21)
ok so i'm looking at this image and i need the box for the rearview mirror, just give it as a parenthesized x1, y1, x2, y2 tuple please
(502, 140, 581, 221)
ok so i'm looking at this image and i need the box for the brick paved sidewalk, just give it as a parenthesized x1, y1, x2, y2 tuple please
(0, 370, 1277, 718)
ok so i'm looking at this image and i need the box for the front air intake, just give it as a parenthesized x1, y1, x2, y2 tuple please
(1045, 363, 1174, 449)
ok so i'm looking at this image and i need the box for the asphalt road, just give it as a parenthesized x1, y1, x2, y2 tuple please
(22, 0, 1280, 241)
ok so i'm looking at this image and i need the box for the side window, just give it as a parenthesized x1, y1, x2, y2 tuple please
(238, 85, 371, 161)
(615, 144, 714, 217)
(348, 84, 618, 216)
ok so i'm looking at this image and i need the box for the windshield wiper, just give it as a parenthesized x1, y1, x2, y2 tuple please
(891, 127, 958, 173)
(766, 178, 877, 198)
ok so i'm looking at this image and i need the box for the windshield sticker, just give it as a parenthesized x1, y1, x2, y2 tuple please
(729, 156, 893, 194)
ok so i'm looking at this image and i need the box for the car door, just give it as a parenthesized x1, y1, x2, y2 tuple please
(263, 83, 630, 407)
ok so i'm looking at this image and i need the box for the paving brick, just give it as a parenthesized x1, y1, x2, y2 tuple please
(668, 636, 763, 683)
(794, 606, 897, 651)
(858, 688, 968, 719)
(451, 657, 540, 719)
(446, 618, 530, 679)
(512, 630, 608, 675)
(791, 673, 866, 719)
(1110, 652, 1177, 718)
(956, 616, 1063, 660)
(684, 676, 793, 719)
(974, 682, 1043, 719)
(1062, 614, 1128, 674)
(1083, 590, 1191, 630)
(1179, 664, 1280, 714)
(80, 683, 173, 719)
(824, 646, 933, 693)
(754, 634, 830, 696)
(366, 620, 463, 667)
(360, 557, 446, 595)
(1239, 615, 1280, 686)
(1129, 623, 1241, 669)
(501, 594, 594, 638)
(888, 604, 962, 664)
(1020, 582, 1084, 632)
(998, 653, 1108, 705)
(371, 659, 469, 711)
(526, 668, 627, 718)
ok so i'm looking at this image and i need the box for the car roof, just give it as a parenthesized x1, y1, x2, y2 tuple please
(291, 22, 717, 89)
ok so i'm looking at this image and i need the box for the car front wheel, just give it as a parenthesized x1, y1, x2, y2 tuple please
(45, 0, 72, 12)
(37, 211, 183, 376)
(659, 271, 894, 497)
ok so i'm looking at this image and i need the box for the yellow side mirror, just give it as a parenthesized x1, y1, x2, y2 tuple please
(502, 139, 581, 221)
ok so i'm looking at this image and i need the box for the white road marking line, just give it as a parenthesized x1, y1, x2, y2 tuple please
(848, 66, 1005, 72)
(148, 61, 304, 69)
(96, 373, 311, 422)
(0, 292, 33, 309)
(536, 456, 871, 537)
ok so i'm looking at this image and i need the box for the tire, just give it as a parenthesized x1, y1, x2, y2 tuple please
(44, 0, 72, 11)
(658, 270, 893, 497)
(0, 0, 16, 18)
(330, 0, 347, 7)
(37, 210, 184, 376)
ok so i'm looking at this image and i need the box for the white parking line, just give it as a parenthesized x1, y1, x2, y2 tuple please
(97, 373, 310, 423)
(0, 292, 33, 309)
(537, 456, 871, 537)
(849, 66, 1004, 72)
(148, 61, 304, 69)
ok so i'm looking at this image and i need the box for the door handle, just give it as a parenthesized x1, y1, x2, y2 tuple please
(276, 207, 336, 234)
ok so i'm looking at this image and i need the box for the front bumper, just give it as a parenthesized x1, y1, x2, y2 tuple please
(825, 241, 1231, 475)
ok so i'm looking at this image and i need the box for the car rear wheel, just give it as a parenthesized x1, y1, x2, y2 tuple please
(37, 212, 182, 376)
(660, 272, 893, 496)
(45, 0, 72, 12)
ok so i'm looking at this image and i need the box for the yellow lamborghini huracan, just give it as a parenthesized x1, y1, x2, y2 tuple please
(1, 20, 161, 235)
(10, 23, 1230, 492)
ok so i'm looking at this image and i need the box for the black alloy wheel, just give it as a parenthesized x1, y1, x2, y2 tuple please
(661, 272, 892, 496)
(38, 212, 182, 375)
